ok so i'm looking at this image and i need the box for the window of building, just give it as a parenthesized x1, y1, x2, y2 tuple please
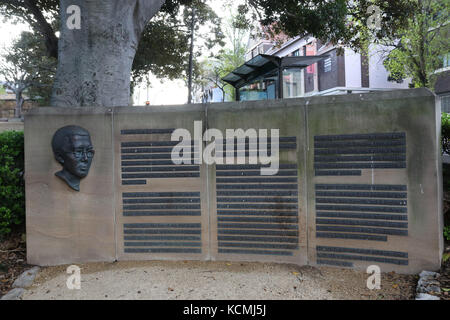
(324, 57, 332, 73)
(291, 49, 300, 57)
(442, 53, 450, 68)
(441, 94, 450, 113)
(258, 45, 265, 55)
(283, 68, 303, 98)
(305, 43, 316, 74)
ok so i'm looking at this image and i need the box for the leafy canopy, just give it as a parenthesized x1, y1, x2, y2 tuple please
(0, 0, 225, 90)
(236, 0, 416, 51)
(382, 0, 449, 88)
(1, 30, 57, 105)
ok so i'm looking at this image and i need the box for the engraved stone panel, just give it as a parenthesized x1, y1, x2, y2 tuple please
(24, 89, 442, 273)
(113, 106, 209, 261)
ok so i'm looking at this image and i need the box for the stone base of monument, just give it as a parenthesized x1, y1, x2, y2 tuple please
(24, 88, 444, 274)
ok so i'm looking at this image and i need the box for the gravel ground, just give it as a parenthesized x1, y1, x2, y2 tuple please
(0, 232, 31, 296)
(21, 260, 416, 300)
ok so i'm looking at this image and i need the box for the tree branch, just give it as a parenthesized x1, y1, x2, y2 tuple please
(132, 0, 166, 35)
(23, 0, 58, 58)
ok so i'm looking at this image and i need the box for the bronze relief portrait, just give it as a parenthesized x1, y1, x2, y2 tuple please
(52, 125, 95, 191)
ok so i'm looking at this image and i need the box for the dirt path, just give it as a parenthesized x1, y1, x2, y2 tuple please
(21, 260, 416, 300)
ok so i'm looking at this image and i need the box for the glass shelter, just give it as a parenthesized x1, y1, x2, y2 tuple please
(222, 54, 329, 101)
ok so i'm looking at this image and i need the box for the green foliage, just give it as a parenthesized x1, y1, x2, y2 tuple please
(184, 0, 225, 50)
(220, 44, 247, 101)
(132, 0, 225, 90)
(201, 11, 249, 101)
(0, 0, 59, 58)
(182, 0, 225, 100)
(206, 44, 247, 101)
(2, 31, 58, 106)
(0, 0, 218, 93)
(443, 113, 450, 155)
(443, 252, 450, 262)
(244, 0, 351, 45)
(238, 0, 415, 51)
(0, 0, 59, 28)
(132, 15, 190, 85)
(0, 131, 25, 237)
(383, 0, 450, 89)
(444, 226, 450, 241)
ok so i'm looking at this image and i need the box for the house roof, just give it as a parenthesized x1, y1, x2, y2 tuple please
(222, 54, 329, 88)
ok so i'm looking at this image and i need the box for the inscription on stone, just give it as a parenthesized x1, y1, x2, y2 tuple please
(119, 128, 203, 256)
(314, 132, 406, 176)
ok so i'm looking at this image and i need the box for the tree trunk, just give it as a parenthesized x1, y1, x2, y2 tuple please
(14, 91, 24, 118)
(25, 0, 59, 59)
(51, 0, 164, 107)
(187, 9, 195, 104)
(220, 87, 225, 102)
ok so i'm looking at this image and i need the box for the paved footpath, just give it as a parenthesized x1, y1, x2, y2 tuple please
(20, 260, 414, 300)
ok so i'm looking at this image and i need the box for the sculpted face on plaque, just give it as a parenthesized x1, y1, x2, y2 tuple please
(51, 125, 95, 192)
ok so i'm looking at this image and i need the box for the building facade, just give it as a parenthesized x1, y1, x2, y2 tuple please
(434, 55, 450, 112)
(242, 35, 410, 100)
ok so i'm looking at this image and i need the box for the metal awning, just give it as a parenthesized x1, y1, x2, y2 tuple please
(222, 54, 329, 89)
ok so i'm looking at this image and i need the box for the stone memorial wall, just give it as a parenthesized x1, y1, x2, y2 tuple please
(24, 88, 443, 274)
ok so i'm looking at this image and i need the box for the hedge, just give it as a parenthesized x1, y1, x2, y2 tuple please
(0, 130, 25, 237)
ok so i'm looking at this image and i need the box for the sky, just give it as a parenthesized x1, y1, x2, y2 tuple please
(0, 19, 31, 84)
(0, 1, 245, 105)
(0, 20, 31, 49)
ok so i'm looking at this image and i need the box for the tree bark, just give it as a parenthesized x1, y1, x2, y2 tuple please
(14, 91, 24, 118)
(187, 8, 195, 104)
(24, 0, 59, 59)
(51, 0, 165, 107)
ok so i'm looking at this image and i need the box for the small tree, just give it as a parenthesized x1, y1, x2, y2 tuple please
(236, 0, 416, 52)
(203, 46, 247, 102)
(183, 0, 225, 103)
(202, 60, 228, 102)
(0, 31, 56, 116)
(383, 0, 450, 89)
(131, 0, 225, 104)
(1, 63, 32, 118)
(202, 11, 249, 102)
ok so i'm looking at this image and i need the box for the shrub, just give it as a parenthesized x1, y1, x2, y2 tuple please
(445, 226, 450, 242)
(0, 131, 25, 237)
(442, 112, 450, 155)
